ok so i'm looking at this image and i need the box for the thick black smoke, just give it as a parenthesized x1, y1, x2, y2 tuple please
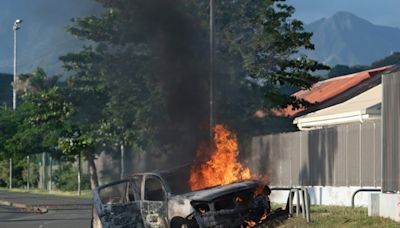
(126, 0, 210, 170)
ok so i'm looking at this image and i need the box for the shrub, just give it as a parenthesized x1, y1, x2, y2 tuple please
(52, 164, 89, 191)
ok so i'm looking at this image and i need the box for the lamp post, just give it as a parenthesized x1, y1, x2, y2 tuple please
(9, 19, 22, 190)
(13, 19, 22, 110)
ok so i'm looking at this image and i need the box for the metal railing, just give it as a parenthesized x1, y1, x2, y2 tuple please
(272, 187, 311, 223)
(351, 189, 381, 208)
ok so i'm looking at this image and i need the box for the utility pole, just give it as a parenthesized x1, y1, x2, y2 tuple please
(42, 152, 46, 189)
(27, 155, 30, 190)
(120, 144, 125, 180)
(9, 19, 22, 190)
(78, 152, 81, 196)
(9, 159, 12, 189)
(209, 0, 215, 140)
(49, 156, 52, 191)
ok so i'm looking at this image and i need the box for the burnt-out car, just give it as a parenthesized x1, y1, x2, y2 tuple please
(92, 172, 270, 228)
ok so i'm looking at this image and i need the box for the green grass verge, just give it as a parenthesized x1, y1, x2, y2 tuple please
(261, 205, 399, 227)
(0, 187, 92, 199)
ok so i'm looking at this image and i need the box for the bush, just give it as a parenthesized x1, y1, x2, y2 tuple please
(52, 164, 90, 191)
(22, 161, 39, 188)
(0, 159, 39, 188)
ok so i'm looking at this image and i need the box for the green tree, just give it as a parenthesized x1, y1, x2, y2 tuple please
(0, 73, 12, 107)
(11, 70, 72, 161)
(59, 0, 329, 184)
(183, 0, 329, 135)
(52, 164, 90, 191)
(16, 65, 108, 189)
(64, 0, 209, 177)
(0, 107, 17, 159)
(0, 0, 329, 189)
(60, 44, 160, 188)
(58, 47, 110, 189)
(0, 69, 70, 188)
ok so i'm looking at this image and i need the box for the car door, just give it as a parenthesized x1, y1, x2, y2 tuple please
(140, 174, 169, 228)
(93, 177, 145, 228)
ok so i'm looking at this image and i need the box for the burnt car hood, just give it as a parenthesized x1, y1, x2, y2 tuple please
(177, 180, 259, 202)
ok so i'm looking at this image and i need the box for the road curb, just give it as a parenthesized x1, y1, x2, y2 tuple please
(0, 200, 48, 214)
(44, 204, 92, 209)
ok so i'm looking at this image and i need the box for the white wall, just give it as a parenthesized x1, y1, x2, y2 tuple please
(269, 186, 380, 207)
(374, 193, 400, 222)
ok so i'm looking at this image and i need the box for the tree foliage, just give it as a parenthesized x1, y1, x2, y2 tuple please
(183, 0, 329, 134)
(0, 0, 329, 188)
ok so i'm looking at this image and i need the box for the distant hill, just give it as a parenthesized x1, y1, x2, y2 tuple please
(2, 5, 399, 75)
(327, 52, 400, 78)
(304, 11, 400, 66)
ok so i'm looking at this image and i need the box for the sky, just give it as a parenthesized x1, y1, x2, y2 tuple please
(1, 0, 399, 75)
(0, 0, 99, 74)
(287, 0, 400, 28)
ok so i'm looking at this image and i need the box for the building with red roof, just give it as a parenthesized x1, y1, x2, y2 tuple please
(275, 65, 393, 118)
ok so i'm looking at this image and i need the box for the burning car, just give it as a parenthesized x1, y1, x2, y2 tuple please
(92, 172, 271, 228)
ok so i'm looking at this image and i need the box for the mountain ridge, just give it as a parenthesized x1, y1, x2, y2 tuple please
(304, 11, 400, 66)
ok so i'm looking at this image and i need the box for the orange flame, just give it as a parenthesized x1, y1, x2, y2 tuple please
(244, 220, 257, 227)
(189, 124, 251, 191)
(242, 210, 269, 228)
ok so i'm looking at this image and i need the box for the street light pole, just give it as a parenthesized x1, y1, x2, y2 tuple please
(10, 19, 22, 190)
(13, 19, 22, 110)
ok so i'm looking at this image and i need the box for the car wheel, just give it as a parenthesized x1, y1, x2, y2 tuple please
(170, 217, 190, 228)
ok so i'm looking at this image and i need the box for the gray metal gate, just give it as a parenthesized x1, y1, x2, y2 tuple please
(382, 68, 400, 192)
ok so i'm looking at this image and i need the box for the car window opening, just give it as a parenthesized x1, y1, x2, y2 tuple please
(145, 178, 165, 201)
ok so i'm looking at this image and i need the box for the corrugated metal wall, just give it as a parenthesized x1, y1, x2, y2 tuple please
(382, 70, 400, 192)
(250, 121, 381, 187)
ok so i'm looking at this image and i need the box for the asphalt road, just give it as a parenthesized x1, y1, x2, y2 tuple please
(0, 191, 93, 228)
(0, 191, 92, 207)
(0, 205, 92, 228)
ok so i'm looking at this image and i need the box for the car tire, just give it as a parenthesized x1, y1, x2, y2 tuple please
(170, 217, 191, 228)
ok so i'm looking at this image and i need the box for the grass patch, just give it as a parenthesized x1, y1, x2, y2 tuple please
(261, 206, 399, 227)
(0, 187, 92, 199)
